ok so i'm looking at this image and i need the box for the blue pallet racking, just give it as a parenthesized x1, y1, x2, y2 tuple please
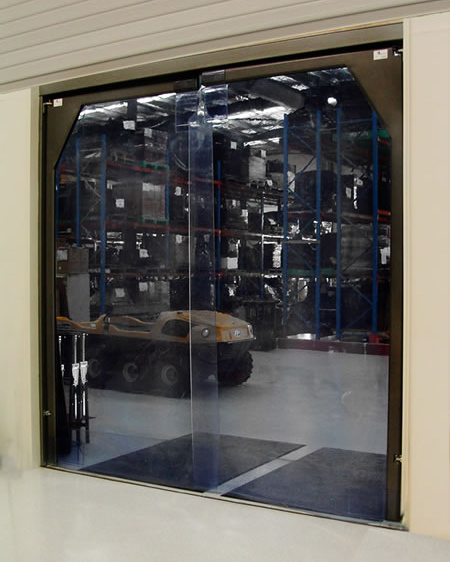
(281, 107, 385, 341)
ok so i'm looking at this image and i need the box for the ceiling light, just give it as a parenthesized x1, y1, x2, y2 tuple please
(79, 102, 127, 117)
(138, 94, 174, 103)
(291, 83, 309, 92)
(229, 105, 289, 121)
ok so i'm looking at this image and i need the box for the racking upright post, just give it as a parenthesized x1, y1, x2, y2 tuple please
(259, 195, 264, 299)
(165, 149, 170, 269)
(75, 137, 81, 247)
(216, 161, 222, 310)
(336, 108, 342, 340)
(371, 110, 379, 336)
(314, 110, 322, 340)
(282, 114, 289, 329)
(99, 134, 107, 315)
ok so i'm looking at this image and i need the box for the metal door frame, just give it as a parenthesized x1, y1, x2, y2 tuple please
(40, 37, 403, 523)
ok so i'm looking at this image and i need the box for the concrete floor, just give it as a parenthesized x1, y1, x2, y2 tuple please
(1, 467, 450, 562)
(57, 348, 389, 517)
(4, 348, 447, 560)
(59, 349, 389, 467)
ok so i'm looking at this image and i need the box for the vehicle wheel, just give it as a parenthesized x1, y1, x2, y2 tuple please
(117, 361, 144, 392)
(219, 351, 253, 386)
(87, 356, 107, 387)
(122, 361, 140, 383)
(154, 359, 190, 397)
(252, 332, 276, 351)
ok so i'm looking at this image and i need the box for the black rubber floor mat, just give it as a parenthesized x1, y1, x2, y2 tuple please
(84, 433, 302, 492)
(226, 448, 387, 521)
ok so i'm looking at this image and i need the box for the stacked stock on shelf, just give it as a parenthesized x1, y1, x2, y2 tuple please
(56, 80, 391, 346)
(214, 107, 391, 346)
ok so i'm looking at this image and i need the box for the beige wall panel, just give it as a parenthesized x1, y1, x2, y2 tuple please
(0, 0, 76, 21)
(403, 12, 450, 539)
(0, 88, 40, 472)
(0, 0, 156, 38)
(0, 0, 445, 87)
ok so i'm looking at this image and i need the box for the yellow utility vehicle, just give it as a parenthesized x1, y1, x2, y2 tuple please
(57, 310, 254, 396)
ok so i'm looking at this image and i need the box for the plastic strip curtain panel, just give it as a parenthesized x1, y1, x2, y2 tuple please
(177, 85, 228, 489)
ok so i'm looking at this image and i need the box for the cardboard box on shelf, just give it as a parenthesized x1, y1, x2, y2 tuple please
(142, 182, 166, 221)
(56, 243, 89, 275)
(221, 257, 238, 270)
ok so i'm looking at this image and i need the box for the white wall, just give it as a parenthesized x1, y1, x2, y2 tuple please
(0, 3, 449, 542)
(403, 12, 450, 539)
(0, 88, 40, 472)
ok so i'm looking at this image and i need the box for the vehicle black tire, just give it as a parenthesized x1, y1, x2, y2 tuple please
(219, 351, 253, 386)
(122, 361, 140, 383)
(87, 356, 107, 387)
(252, 330, 276, 351)
(154, 359, 190, 397)
(116, 359, 145, 392)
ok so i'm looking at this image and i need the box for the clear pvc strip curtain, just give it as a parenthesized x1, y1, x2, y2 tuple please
(177, 85, 228, 490)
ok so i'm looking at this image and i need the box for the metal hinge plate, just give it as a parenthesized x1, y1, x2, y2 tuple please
(42, 98, 63, 112)
(174, 78, 198, 93)
(201, 70, 226, 86)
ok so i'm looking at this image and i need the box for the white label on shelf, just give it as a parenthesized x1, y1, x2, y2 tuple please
(261, 150, 266, 158)
(144, 128, 153, 138)
(230, 141, 237, 150)
(56, 249, 68, 261)
(53, 98, 63, 107)
(123, 120, 136, 130)
(176, 235, 183, 244)
(346, 187, 352, 199)
(139, 249, 149, 258)
(107, 181, 114, 190)
(175, 186, 182, 196)
(142, 182, 151, 191)
(139, 282, 149, 292)
(221, 257, 238, 269)
(115, 198, 125, 208)
(380, 246, 391, 265)
(115, 288, 125, 298)
(373, 49, 388, 60)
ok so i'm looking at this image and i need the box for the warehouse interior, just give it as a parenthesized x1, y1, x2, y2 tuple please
(50, 63, 395, 522)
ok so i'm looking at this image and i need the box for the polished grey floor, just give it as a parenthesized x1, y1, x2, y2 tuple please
(1, 467, 450, 562)
(6, 347, 448, 560)
(59, 348, 389, 500)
